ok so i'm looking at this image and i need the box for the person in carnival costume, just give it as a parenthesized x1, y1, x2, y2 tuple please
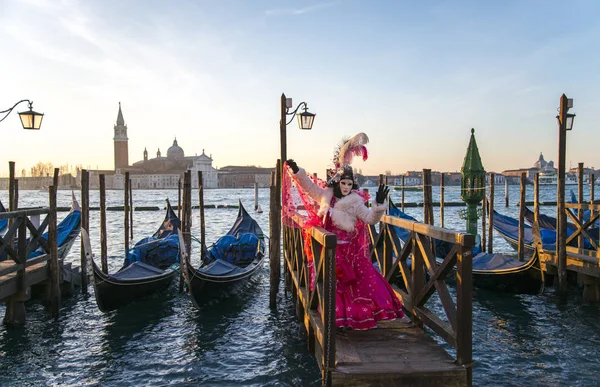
(283, 132, 405, 330)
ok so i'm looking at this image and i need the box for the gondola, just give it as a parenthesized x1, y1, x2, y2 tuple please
(87, 199, 181, 312)
(492, 209, 557, 256)
(387, 201, 544, 294)
(32, 192, 82, 259)
(179, 200, 265, 308)
(0, 200, 7, 235)
(1, 192, 81, 261)
(523, 206, 599, 248)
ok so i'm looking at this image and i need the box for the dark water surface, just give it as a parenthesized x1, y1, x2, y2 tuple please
(1, 186, 599, 386)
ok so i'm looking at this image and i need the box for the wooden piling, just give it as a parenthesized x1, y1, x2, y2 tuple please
(481, 191, 486, 253)
(505, 179, 509, 207)
(13, 179, 19, 211)
(99, 174, 108, 273)
(180, 172, 192, 293)
(53, 168, 59, 188)
(591, 174, 595, 204)
(183, 171, 192, 269)
(518, 173, 526, 261)
(198, 171, 206, 261)
(269, 167, 280, 308)
(47, 185, 61, 317)
(440, 172, 445, 228)
(254, 182, 259, 211)
(488, 173, 495, 253)
(578, 163, 584, 249)
(534, 172, 540, 224)
(129, 178, 134, 240)
(178, 178, 182, 220)
(8, 162, 15, 251)
(422, 169, 433, 225)
(401, 175, 405, 211)
(3, 183, 27, 325)
(124, 172, 130, 256)
(81, 169, 90, 291)
(557, 94, 569, 296)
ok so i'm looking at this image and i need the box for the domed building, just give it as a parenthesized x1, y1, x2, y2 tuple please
(167, 139, 185, 159)
(533, 152, 555, 171)
(128, 137, 218, 188)
(106, 103, 218, 188)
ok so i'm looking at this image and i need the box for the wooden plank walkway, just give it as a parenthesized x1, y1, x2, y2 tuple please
(318, 316, 465, 386)
(0, 258, 81, 300)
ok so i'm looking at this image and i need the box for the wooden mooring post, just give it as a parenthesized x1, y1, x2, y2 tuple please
(505, 179, 509, 207)
(81, 169, 90, 292)
(254, 182, 259, 212)
(487, 173, 495, 253)
(401, 175, 405, 211)
(198, 171, 206, 262)
(99, 174, 108, 273)
(269, 160, 282, 308)
(124, 172, 130, 256)
(518, 172, 526, 261)
(481, 190, 486, 253)
(440, 172, 445, 228)
(178, 178, 182, 220)
(46, 185, 60, 317)
(129, 177, 134, 240)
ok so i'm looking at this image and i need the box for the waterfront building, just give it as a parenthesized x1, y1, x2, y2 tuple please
(217, 166, 274, 188)
(502, 152, 556, 183)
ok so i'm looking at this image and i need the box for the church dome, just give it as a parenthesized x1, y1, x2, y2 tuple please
(534, 152, 547, 169)
(167, 138, 184, 159)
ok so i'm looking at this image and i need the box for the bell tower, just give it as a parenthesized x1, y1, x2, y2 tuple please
(114, 102, 129, 170)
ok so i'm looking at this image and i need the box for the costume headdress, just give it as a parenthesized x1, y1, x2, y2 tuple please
(327, 132, 369, 188)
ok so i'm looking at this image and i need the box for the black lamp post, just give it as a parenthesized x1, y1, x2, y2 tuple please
(556, 94, 575, 295)
(0, 99, 44, 130)
(279, 93, 316, 164)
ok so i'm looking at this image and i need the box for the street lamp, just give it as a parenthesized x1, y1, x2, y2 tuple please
(0, 99, 44, 130)
(556, 112, 575, 131)
(279, 93, 316, 166)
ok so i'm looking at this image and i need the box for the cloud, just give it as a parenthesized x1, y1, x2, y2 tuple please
(265, 1, 338, 16)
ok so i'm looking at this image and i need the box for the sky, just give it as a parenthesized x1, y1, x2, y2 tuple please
(1, 0, 600, 177)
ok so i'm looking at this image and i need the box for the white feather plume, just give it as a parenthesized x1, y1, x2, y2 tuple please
(334, 132, 369, 168)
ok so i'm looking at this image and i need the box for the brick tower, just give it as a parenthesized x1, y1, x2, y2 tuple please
(113, 102, 129, 171)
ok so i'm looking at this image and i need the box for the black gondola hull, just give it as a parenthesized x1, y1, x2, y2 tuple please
(180, 200, 265, 309)
(91, 259, 176, 312)
(186, 262, 263, 308)
(471, 253, 544, 295)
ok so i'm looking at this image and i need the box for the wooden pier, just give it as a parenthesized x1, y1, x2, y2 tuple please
(278, 198, 474, 386)
(0, 195, 81, 324)
(486, 166, 600, 302)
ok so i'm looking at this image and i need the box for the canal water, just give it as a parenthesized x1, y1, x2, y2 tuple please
(1, 185, 599, 386)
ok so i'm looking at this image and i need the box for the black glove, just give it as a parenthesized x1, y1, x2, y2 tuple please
(375, 184, 389, 204)
(286, 159, 299, 174)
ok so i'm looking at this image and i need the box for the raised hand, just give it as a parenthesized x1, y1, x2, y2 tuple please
(375, 184, 389, 204)
(286, 159, 299, 174)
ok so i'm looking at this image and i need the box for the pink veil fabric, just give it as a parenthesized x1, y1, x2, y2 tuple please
(282, 162, 326, 290)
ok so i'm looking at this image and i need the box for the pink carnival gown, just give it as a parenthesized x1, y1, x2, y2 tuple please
(324, 196, 404, 330)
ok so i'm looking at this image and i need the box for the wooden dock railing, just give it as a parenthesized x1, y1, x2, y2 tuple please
(283, 209, 475, 386)
(0, 202, 60, 323)
(370, 215, 475, 378)
(283, 213, 337, 386)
